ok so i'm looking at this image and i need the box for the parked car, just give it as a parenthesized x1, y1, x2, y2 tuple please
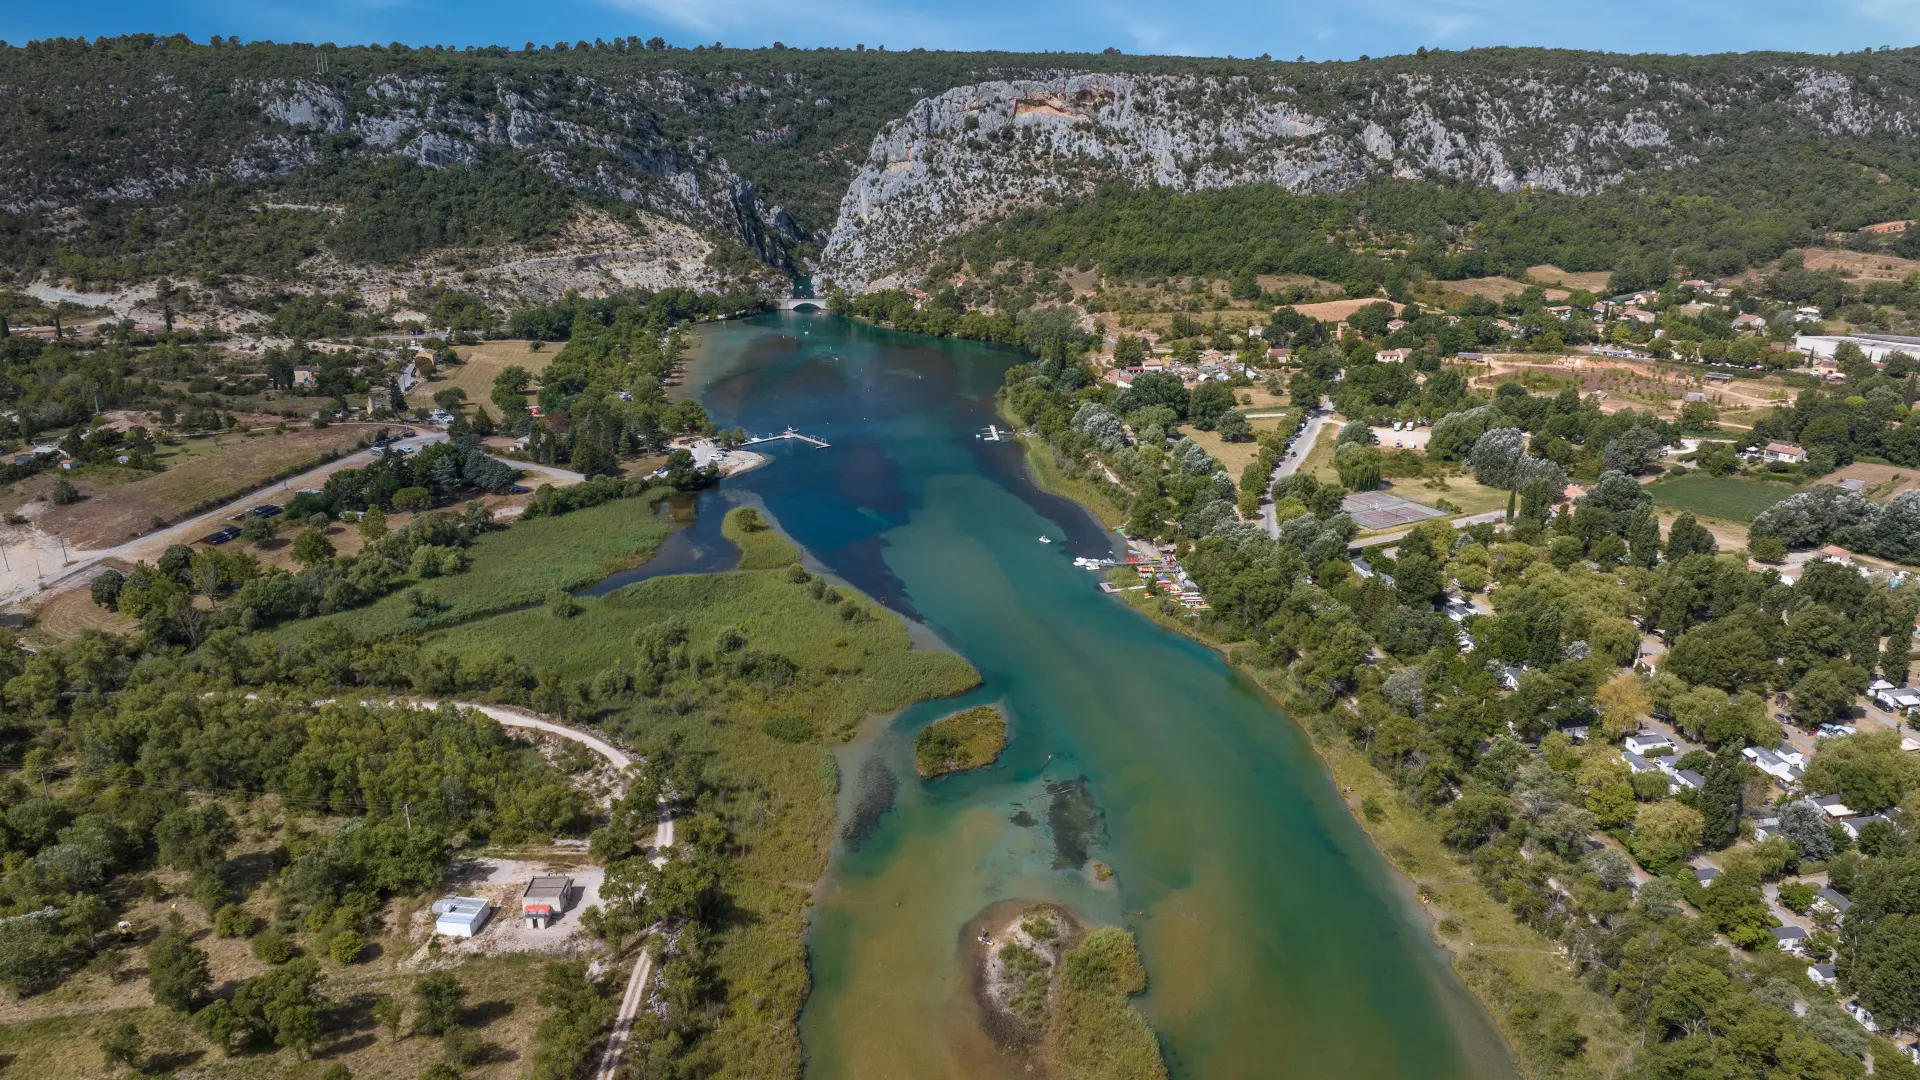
(201, 525, 242, 545)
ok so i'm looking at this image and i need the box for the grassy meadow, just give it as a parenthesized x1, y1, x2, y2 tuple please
(722, 505, 803, 570)
(277, 491, 676, 643)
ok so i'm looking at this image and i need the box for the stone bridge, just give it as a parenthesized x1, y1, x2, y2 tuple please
(777, 297, 828, 311)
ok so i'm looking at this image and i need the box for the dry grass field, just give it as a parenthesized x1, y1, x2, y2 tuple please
(1437, 276, 1570, 303)
(1526, 265, 1613, 293)
(1816, 463, 1920, 500)
(1288, 298, 1404, 321)
(1183, 415, 1285, 476)
(1791, 247, 1920, 283)
(430, 340, 558, 410)
(32, 426, 380, 549)
(25, 568, 139, 643)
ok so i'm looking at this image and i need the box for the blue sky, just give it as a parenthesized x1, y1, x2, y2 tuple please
(2, 0, 1914, 60)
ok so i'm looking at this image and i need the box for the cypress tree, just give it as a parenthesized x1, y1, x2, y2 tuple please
(1700, 751, 1745, 850)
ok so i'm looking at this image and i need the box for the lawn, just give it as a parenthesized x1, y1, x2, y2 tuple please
(1647, 473, 1797, 522)
(276, 491, 676, 644)
(34, 425, 380, 548)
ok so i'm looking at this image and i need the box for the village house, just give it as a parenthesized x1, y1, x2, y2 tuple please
(1265, 346, 1292, 363)
(1815, 888, 1854, 921)
(1808, 964, 1839, 987)
(1770, 926, 1810, 955)
(1762, 442, 1807, 464)
(1732, 312, 1767, 331)
(1621, 307, 1657, 325)
(291, 367, 317, 387)
(1375, 348, 1412, 364)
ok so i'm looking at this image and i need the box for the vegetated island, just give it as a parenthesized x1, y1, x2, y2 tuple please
(914, 704, 1008, 777)
(978, 903, 1168, 1080)
(723, 504, 803, 569)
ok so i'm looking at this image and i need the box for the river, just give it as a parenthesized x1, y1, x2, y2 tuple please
(676, 312, 1516, 1080)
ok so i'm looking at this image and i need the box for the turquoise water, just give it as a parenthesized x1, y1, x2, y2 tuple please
(683, 313, 1515, 1080)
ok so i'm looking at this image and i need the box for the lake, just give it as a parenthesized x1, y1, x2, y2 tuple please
(679, 312, 1516, 1080)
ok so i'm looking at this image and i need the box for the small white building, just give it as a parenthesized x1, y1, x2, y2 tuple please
(1625, 732, 1676, 758)
(1771, 925, 1810, 955)
(1808, 963, 1838, 987)
(1762, 442, 1808, 464)
(433, 896, 493, 938)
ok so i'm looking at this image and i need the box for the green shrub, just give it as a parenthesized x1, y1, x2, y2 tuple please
(251, 929, 295, 964)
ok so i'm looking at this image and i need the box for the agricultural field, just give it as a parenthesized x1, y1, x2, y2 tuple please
(28, 425, 381, 549)
(1646, 473, 1798, 522)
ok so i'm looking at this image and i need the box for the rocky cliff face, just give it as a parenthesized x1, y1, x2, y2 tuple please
(818, 66, 1920, 289)
(0, 68, 804, 271)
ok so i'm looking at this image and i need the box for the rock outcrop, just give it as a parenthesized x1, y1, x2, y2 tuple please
(819, 66, 1920, 289)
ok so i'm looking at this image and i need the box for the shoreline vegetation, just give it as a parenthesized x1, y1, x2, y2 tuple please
(978, 903, 1169, 1080)
(1018, 456, 1618, 1076)
(913, 704, 1009, 777)
(243, 494, 975, 1077)
(1098, 573, 1623, 1077)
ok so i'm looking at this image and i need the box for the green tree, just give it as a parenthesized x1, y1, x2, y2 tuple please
(329, 930, 366, 965)
(99, 1019, 143, 1073)
(413, 971, 465, 1037)
(358, 506, 389, 542)
(1791, 666, 1860, 727)
(290, 527, 336, 568)
(1803, 732, 1920, 811)
(372, 995, 406, 1041)
(1698, 753, 1746, 850)
(147, 933, 210, 1011)
(1629, 800, 1705, 871)
(1334, 442, 1382, 490)
(240, 513, 276, 546)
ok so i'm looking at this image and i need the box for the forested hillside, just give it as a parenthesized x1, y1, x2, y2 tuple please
(6, 36, 1920, 303)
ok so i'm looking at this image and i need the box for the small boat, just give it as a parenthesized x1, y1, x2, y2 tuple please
(1038, 536, 1052, 544)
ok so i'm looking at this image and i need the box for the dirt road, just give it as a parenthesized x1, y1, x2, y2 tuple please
(2, 435, 585, 610)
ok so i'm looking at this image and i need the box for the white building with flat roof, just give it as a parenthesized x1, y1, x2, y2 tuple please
(433, 896, 493, 938)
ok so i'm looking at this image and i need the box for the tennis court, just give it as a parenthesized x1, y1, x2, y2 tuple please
(1341, 491, 1444, 530)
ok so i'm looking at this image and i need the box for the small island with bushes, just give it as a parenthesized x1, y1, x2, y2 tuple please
(976, 904, 1167, 1080)
(914, 704, 1008, 777)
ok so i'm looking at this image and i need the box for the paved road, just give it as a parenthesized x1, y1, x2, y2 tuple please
(6, 434, 585, 609)
(1262, 407, 1333, 538)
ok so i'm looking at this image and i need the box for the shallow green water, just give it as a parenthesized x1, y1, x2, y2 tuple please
(684, 313, 1515, 1080)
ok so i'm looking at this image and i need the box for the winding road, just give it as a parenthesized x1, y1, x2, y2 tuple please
(441, 700, 672, 1080)
(329, 695, 672, 1078)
